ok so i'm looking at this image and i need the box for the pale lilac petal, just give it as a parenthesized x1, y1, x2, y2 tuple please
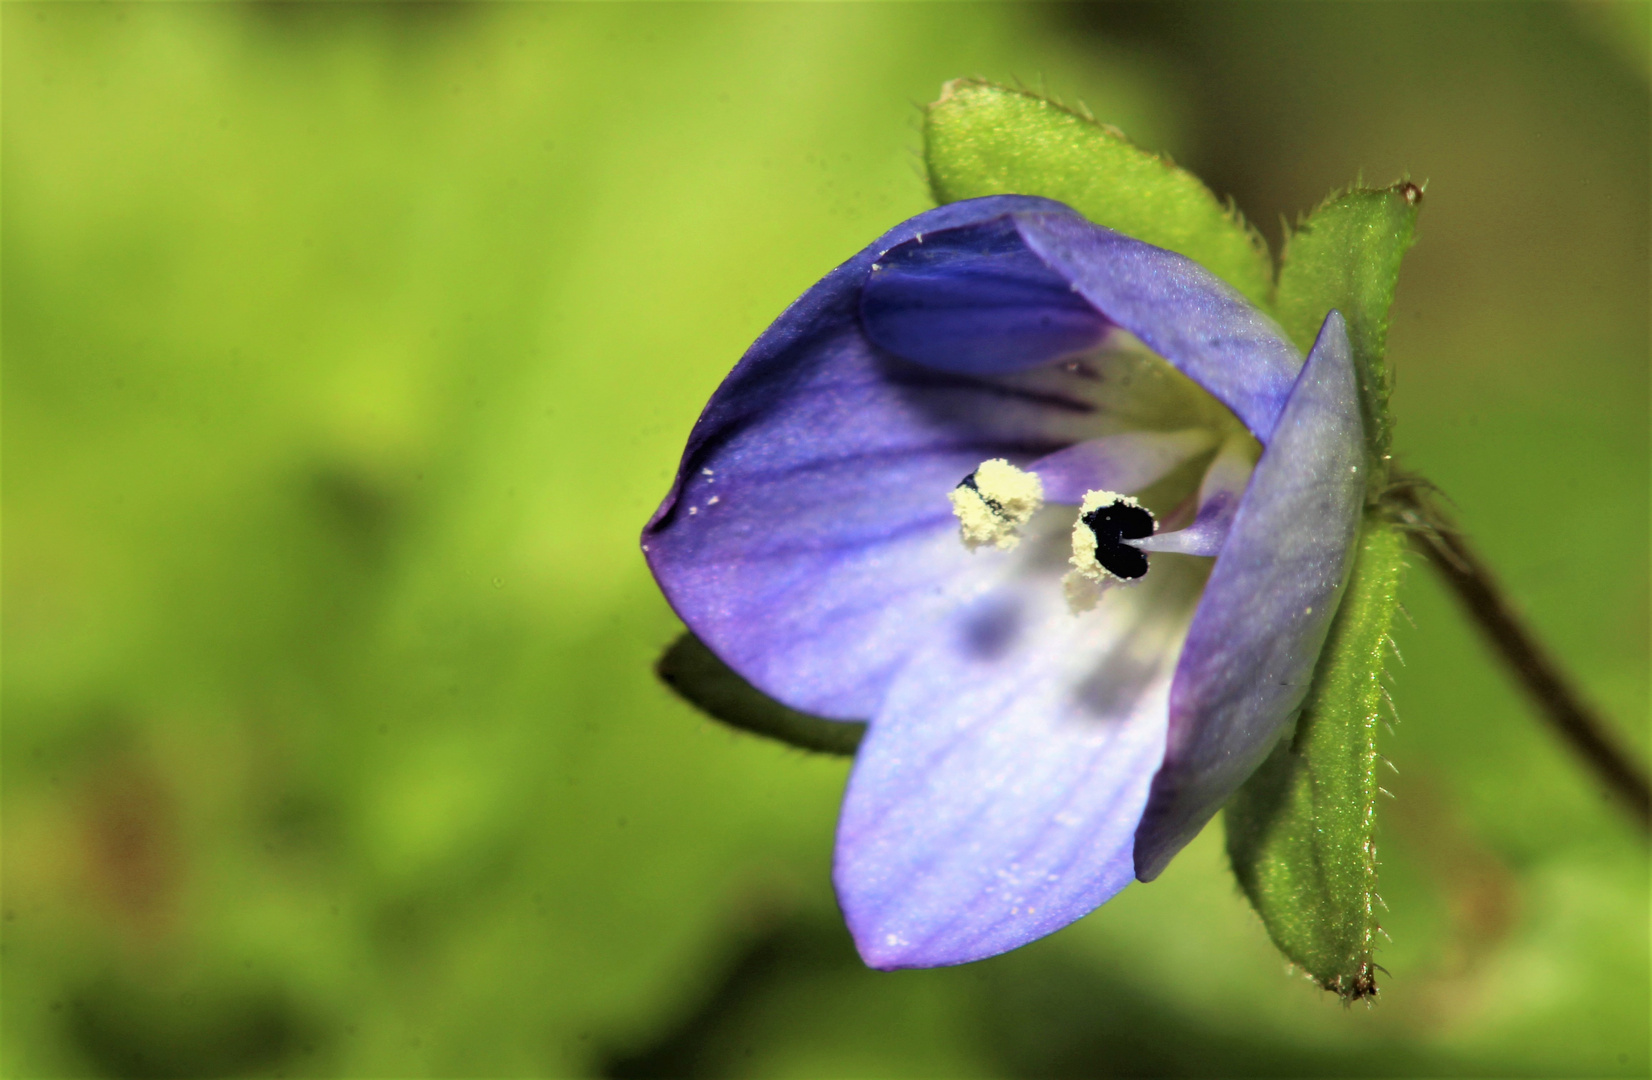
(1030, 428, 1218, 504)
(1133, 312, 1365, 879)
(834, 530, 1207, 969)
(1012, 212, 1303, 440)
(1133, 435, 1255, 556)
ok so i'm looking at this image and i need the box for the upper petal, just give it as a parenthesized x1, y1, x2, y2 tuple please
(1012, 210, 1304, 440)
(643, 197, 1118, 720)
(1132, 312, 1366, 880)
(834, 522, 1207, 969)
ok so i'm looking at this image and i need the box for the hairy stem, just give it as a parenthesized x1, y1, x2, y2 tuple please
(1385, 479, 1650, 830)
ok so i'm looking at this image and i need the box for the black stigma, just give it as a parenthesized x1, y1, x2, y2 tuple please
(958, 471, 1006, 516)
(1082, 499, 1155, 580)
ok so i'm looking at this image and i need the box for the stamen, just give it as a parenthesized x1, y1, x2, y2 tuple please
(949, 458, 1044, 551)
(1065, 490, 1156, 611)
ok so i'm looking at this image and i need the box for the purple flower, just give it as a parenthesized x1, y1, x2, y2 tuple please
(642, 195, 1365, 969)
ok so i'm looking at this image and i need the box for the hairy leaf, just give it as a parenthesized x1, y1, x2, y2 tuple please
(1274, 183, 1421, 483)
(1224, 514, 1406, 999)
(924, 79, 1274, 307)
(656, 632, 865, 756)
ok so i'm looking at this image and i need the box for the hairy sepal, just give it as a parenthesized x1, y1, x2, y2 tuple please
(1223, 514, 1405, 1000)
(1274, 183, 1421, 484)
(923, 79, 1274, 308)
(656, 632, 865, 756)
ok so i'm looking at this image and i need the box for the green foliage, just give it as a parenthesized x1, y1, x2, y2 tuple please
(1274, 183, 1421, 483)
(924, 79, 1275, 306)
(657, 634, 865, 756)
(1225, 515, 1405, 999)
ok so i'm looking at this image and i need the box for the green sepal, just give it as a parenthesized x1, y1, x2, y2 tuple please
(656, 632, 866, 756)
(1229, 185, 1420, 997)
(1223, 513, 1406, 1000)
(923, 79, 1274, 307)
(1273, 183, 1421, 485)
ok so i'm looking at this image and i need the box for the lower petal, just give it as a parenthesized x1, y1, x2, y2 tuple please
(834, 533, 1207, 969)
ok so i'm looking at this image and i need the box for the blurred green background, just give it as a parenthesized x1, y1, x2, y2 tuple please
(3, 3, 1647, 1077)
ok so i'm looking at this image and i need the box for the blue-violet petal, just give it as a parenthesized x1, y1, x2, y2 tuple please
(644, 197, 1105, 719)
(861, 217, 1112, 374)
